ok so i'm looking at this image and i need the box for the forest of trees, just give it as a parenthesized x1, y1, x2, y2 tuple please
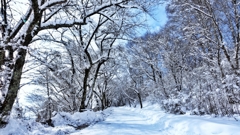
(126, 0, 240, 116)
(1, 0, 240, 126)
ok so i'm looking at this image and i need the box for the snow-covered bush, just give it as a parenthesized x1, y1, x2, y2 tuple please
(0, 108, 112, 135)
(222, 74, 240, 105)
(161, 92, 190, 115)
(52, 109, 111, 128)
(162, 99, 184, 114)
(0, 119, 49, 135)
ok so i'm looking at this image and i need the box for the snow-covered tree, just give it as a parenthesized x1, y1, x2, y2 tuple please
(122, 0, 240, 116)
(0, 0, 162, 125)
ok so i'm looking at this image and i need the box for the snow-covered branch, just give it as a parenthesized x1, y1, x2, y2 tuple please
(40, 0, 67, 10)
(40, 19, 85, 30)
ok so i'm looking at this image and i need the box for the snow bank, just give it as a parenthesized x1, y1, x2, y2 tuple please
(0, 119, 56, 135)
(0, 109, 112, 135)
(52, 110, 108, 127)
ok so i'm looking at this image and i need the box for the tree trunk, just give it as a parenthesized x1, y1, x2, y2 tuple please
(137, 92, 143, 109)
(102, 92, 106, 110)
(0, 49, 4, 66)
(0, 48, 27, 124)
(0, 31, 33, 124)
(79, 68, 90, 112)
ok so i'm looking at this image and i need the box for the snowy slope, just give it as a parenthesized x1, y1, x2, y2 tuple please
(71, 103, 240, 135)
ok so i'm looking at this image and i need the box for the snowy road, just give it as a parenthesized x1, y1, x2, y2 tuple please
(71, 106, 163, 135)
(70, 104, 240, 135)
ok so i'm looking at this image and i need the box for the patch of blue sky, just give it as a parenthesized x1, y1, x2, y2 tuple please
(147, 4, 168, 32)
(133, 4, 168, 37)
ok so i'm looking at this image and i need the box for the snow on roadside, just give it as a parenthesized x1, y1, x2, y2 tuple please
(52, 109, 111, 127)
(0, 108, 112, 135)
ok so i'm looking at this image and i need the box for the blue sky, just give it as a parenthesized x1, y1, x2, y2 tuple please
(147, 4, 168, 32)
(134, 4, 167, 36)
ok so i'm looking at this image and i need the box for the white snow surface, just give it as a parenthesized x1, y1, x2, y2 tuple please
(52, 110, 106, 127)
(0, 109, 111, 135)
(72, 103, 240, 135)
(1, 103, 240, 135)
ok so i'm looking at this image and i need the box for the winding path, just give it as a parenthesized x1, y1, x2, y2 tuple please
(70, 105, 240, 135)
(70, 106, 164, 135)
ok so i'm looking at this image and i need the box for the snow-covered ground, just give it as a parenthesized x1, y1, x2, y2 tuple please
(1, 103, 240, 135)
(72, 103, 240, 135)
(0, 109, 110, 135)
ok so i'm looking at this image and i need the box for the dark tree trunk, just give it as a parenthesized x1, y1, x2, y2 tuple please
(0, 49, 4, 66)
(0, 48, 27, 123)
(0, 31, 33, 124)
(79, 68, 90, 112)
(137, 92, 143, 109)
(102, 92, 106, 110)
